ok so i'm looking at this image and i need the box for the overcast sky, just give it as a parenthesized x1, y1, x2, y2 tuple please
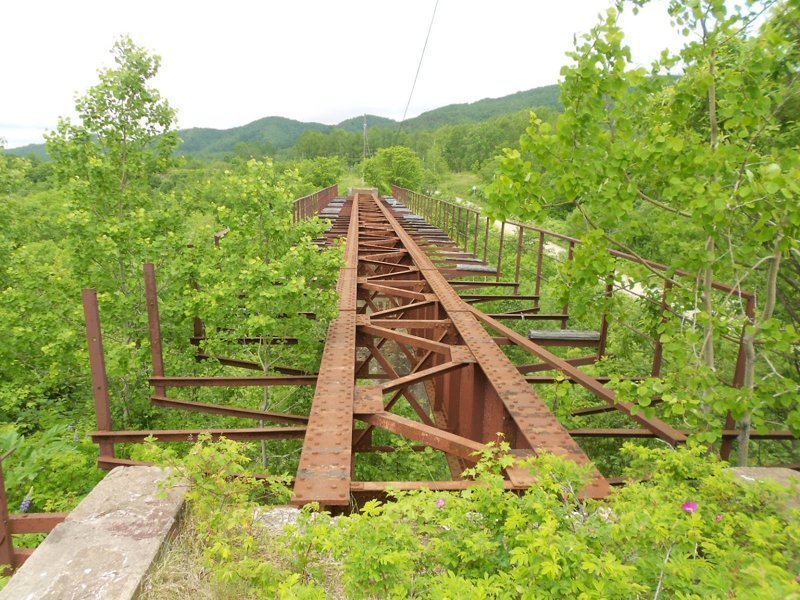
(1, 0, 683, 148)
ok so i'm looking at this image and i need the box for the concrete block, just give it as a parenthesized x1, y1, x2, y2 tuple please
(0, 466, 186, 600)
(730, 466, 800, 510)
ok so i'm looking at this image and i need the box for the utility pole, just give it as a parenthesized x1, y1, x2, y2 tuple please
(362, 114, 367, 184)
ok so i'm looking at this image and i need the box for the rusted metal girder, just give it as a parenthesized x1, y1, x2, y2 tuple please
(291, 190, 612, 507)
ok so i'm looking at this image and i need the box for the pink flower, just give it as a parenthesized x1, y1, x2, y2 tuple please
(715, 514, 723, 522)
(436, 498, 446, 508)
(681, 501, 699, 513)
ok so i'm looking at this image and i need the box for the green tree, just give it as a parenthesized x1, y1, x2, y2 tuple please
(487, 1, 800, 463)
(362, 146, 423, 194)
(296, 156, 343, 188)
(45, 35, 183, 423)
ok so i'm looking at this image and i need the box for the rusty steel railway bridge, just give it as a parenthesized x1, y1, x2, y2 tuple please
(3, 187, 796, 571)
(77, 186, 796, 510)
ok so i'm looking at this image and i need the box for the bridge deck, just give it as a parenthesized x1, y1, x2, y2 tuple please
(85, 186, 737, 509)
(293, 190, 611, 506)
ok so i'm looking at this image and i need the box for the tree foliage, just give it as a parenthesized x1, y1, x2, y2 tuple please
(0, 37, 342, 517)
(487, 0, 800, 463)
(363, 145, 423, 194)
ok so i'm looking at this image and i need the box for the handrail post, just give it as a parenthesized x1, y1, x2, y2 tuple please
(514, 225, 524, 295)
(651, 280, 673, 378)
(82, 289, 115, 459)
(483, 217, 490, 263)
(534, 231, 545, 313)
(473, 212, 479, 256)
(562, 241, 575, 329)
(597, 278, 614, 358)
(496, 221, 506, 281)
(0, 450, 15, 574)
(144, 263, 166, 397)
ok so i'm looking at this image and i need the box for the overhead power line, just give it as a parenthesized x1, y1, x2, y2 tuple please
(398, 0, 440, 134)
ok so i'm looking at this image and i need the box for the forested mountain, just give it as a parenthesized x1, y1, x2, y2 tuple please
(177, 116, 330, 156)
(6, 84, 561, 159)
(335, 114, 396, 132)
(401, 84, 560, 130)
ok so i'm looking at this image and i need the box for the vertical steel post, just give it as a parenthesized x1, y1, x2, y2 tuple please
(463, 208, 469, 253)
(473, 212, 479, 256)
(597, 279, 614, 358)
(562, 242, 575, 329)
(651, 280, 673, 378)
(483, 217, 490, 263)
(143, 263, 166, 397)
(82, 289, 115, 458)
(496, 222, 506, 281)
(0, 449, 15, 574)
(534, 231, 545, 313)
(514, 225, 524, 295)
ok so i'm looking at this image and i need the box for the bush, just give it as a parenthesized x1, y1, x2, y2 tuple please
(145, 439, 800, 599)
(362, 146, 423, 194)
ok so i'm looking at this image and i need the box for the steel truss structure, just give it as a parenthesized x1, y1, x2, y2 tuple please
(81, 187, 797, 511)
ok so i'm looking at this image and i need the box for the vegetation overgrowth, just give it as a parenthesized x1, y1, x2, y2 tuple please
(140, 437, 800, 599)
(0, 0, 798, 594)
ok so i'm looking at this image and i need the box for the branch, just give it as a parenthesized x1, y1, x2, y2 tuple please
(624, 171, 692, 218)
(575, 203, 690, 291)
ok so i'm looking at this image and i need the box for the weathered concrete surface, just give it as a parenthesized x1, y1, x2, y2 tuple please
(254, 505, 302, 533)
(730, 467, 800, 510)
(0, 466, 186, 600)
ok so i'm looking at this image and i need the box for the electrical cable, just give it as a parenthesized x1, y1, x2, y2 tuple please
(398, 0, 440, 134)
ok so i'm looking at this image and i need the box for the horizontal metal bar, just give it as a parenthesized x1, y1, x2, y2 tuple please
(360, 324, 453, 355)
(90, 427, 307, 443)
(489, 314, 566, 320)
(195, 354, 262, 371)
(149, 375, 317, 387)
(568, 429, 796, 440)
(460, 294, 540, 301)
(528, 376, 646, 384)
(98, 456, 153, 470)
(151, 396, 309, 424)
(368, 319, 451, 329)
(360, 282, 428, 301)
(350, 480, 521, 492)
(9, 513, 68, 534)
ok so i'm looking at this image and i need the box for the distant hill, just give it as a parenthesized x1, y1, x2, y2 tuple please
(177, 116, 330, 156)
(336, 114, 397, 133)
(6, 84, 560, 159)
(5, 142, 48, 160)
(402, 85, 560, 130)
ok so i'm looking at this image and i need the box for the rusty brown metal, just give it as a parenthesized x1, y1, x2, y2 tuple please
(149, 375, 317, 387)
(144, 263, 166, 397)
(150, 396, 309, 424)
(292, 193, 360, 507)
(90, 427, 307, 443)
(82, 289, 115, 459)
(8, 513, 67, 535)
(391, 186, 779, 463)
(84, 184, 792, 513)
(0, 449, 15, 574)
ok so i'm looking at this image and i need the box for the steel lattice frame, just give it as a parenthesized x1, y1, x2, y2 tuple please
(83, 187, 797, 510)
(293, 190, 612, 506)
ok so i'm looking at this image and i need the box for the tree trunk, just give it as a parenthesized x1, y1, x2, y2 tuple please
(738, 235, 783, 465)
